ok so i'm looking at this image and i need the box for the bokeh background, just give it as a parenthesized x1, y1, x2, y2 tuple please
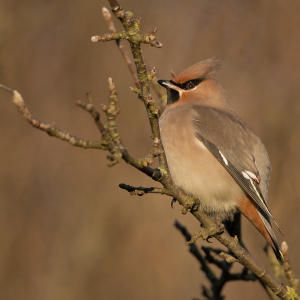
(0, 1, 299, 299)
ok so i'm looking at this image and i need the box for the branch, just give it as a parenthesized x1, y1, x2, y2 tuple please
(93, 2, 168, 176)
(2, 88, 108, 150)
(101, 6, 166, 112)
(91, 30, 162, 48)
(2, 2, 298, 299)
(1, 80, 162, 179)
(98, 3, 295, 297)
(175, 220, 257, 300)
(101, 7, 140, 88)
(119, 183, 168, 196)
(76, 92, 106, 135)
(282, 242, 299, 292)
(98, 1, 166, 172)
(174, 221, 217, 285)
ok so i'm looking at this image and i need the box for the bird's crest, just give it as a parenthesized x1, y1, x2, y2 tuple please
(172, 57, 222, 84)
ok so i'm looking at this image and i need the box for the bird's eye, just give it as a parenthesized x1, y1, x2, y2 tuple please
(185, 81, 195, 90)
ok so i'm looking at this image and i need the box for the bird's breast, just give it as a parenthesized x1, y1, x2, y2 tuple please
(159, 105, 245, 219)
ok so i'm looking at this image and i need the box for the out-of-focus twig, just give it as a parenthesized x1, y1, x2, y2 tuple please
(282, 242, 299, 292)
(102, 7, 140, 88)
(175, 221, 257, 300)
(119, 183, 168, 196)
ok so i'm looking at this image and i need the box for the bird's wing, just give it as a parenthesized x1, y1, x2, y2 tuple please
(192, 106, 275, 221)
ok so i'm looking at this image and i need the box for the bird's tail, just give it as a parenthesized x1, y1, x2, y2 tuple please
(238, 196, 284, 263)
(257, 209, 284, 263)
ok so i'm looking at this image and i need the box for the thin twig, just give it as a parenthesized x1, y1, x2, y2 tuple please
(6, 89, 109, 150)
(174, 221, 217, 284)
(119, 183, 168, 196)
(76, 92, 106, 134)
(282, 242, 299, 291)
(102, 7, 140, 88)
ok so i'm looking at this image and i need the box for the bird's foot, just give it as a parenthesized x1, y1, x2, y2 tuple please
(181, 198, 200, 214)
(186, 221, 224, 245)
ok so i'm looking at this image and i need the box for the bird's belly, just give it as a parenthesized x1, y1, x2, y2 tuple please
(162, 132, 245, 220)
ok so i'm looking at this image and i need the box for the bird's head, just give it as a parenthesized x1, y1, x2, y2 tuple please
(158, 57, 229, 110)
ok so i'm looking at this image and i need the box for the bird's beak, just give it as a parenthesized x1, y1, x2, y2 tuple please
(157, 79, 169, 87)
(157, 80, 182, 92)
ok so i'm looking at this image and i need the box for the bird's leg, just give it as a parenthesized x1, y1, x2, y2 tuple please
(181, 198, 201, 214)
(186, 220, 224, 245)
(171, 197, 200, 211)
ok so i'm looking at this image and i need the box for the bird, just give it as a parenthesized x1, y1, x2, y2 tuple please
(157, 57, 283, 262)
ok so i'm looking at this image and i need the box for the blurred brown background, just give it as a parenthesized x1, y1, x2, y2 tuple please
(0, 1, 299, 299)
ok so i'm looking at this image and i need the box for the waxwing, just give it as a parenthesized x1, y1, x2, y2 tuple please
(158, 57, 283, 262)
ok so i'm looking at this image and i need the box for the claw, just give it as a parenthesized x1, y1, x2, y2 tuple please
(171, 198, 177, 208)
(206, 236, 213, 243)
(192, 199, 200, 211)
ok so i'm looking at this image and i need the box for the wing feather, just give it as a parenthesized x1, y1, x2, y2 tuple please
(192, 106, 275, 220)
